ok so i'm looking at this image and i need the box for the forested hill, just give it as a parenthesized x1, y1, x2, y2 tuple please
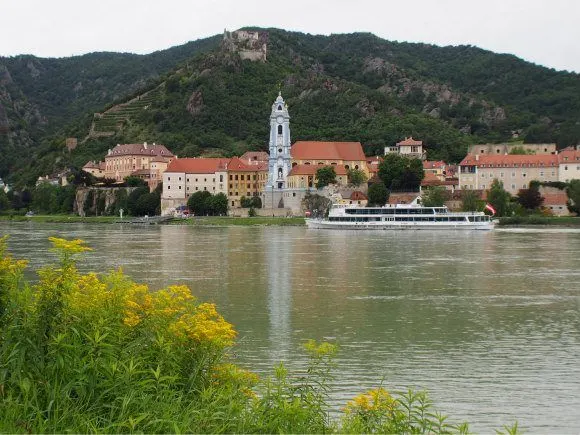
(1, 28, 579, 187)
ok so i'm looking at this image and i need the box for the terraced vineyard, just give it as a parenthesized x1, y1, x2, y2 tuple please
(88, 84, 165, 138)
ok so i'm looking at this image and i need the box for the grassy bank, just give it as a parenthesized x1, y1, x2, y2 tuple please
(1, 215, 306, 226)
(0, 214, 120, 223)
(498, 215, 580, 226)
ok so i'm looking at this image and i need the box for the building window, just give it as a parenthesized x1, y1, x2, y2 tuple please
(168, 186, 171, 189)
(168, 177, 171, 181)
(511, 184, 516, 189)
(187, 178, 189, 182)
(565, 166, 568, 170)
(204, 187, 207, 191)
(278, 125, 282, 134)
(178, 186, 182, 190)
(229, 175, 233, 181)
(178, 177, 181, 181)
(220, 175, 224, 182)
(235, 175, 238, 180)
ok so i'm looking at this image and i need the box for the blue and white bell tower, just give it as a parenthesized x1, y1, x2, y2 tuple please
(266, 93, 292, 190)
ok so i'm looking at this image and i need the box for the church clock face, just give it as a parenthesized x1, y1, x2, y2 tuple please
(276, 115, 284, 123)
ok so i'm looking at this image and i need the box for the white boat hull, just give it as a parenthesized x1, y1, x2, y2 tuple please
(306, 219, 495, 230)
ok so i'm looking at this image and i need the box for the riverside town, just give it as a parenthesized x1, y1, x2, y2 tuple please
(1, 25, 580, 434)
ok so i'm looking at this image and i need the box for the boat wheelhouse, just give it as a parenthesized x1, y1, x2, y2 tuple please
(306, 203, 494, 230)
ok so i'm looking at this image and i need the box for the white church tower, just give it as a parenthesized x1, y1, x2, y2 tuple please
(266, 92, 292, 190)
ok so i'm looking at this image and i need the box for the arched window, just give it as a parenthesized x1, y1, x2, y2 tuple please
(292, 162, 297, 168)
(278, 105, 282, 110)
(345, 165, 350, 170)
(278, 125, 282, 135)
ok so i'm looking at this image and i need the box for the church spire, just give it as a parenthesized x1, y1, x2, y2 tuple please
(266, 93, 292, 190)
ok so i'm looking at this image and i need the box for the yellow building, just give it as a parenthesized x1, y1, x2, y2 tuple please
(227, 157, 268, 208)
(287, 164, 348, 188)
(104, 142, 174, 182)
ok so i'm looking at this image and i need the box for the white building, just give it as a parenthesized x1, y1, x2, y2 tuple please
(161, 158, 229, 215)
(558, 146, 580, 183)
(384, 137, 426, 160)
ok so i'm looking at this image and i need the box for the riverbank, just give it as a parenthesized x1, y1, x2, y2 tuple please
(0, 214, 119, 223)
(0, 214, 306, 226)
(498, 215, 580, 226)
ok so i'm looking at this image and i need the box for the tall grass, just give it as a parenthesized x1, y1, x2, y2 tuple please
(0, 236, 519, 433)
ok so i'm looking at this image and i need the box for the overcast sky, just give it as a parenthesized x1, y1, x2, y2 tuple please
(2, 0, 579, 72)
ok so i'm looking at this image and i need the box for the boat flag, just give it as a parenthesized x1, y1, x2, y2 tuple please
(484, 203, 496, 215)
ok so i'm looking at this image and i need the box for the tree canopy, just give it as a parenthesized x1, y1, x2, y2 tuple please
(378, 155, 424, 191)
(487, 179, 512, 217)
(316, 166, 337, 189)
(367, 182, 389, 206)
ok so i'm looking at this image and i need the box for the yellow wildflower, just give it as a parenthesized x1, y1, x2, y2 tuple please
(48, 237, 92, 254)
(169, 303, 236, 346)
(344, 388, 397, 415)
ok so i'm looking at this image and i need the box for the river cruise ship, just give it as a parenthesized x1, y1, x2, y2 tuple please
(306, 203, 494, 230)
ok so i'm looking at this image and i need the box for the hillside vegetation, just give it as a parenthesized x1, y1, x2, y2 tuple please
(1, 28, 579, 187)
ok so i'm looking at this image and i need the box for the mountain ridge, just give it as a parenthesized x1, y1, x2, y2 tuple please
(1, 28, 579, 187)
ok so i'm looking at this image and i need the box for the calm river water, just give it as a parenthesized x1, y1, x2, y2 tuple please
(1, 222, 580, 433)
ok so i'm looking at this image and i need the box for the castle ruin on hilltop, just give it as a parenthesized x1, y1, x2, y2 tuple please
(222, 29, 268, 62)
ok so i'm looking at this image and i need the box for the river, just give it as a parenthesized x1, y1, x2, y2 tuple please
(1, 222, 579, 433)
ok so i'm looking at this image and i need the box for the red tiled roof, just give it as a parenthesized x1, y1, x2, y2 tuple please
(350, 191, 368, 201)
(459, 154, 559, 167)
(366, 156, 382, 164)
(388, 193, 420, 205)
(397, 137, 422, 146)
(166, 158, 229, 174)
(83, 161, 99, 169)
(291, 141, 366, 161)
(240, 151, 269, 163)
(131, 169, 150, 176)
(542, 192, 568, 206)
(288, 164, 348, 176)
(107, 143, 174, 158)
(423, 160, 446, 169)
(558, 148, 580, 163)
(227, 157, 268, 172)
(151, 156, 171, 163)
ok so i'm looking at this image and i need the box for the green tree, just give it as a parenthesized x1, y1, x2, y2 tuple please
(509, 146, 534, 155)
(316, 166, 337, 189)
(187, 190, 212, 216)
(421, 186, 447, 207)
(347, 168, 368, 186)
(209, 193, 228, 216)
(461, 190, 483, 212)
(378, 154, 424, 191)
(251, 196, 262, 209)
(367, 181, 389, 206)
(0, 190, 10, 213)
(124, 176, 148, 187)
(487, 179, 512, 217)
(517, 185, 543, 211)
(302, 193, 332, 218)
(127, 186, 149, 216)
(567, 179, 580, 214)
